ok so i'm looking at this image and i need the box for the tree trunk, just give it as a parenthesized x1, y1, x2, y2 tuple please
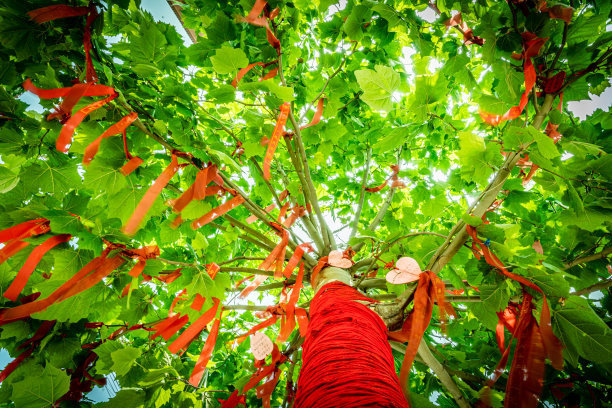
(294, 267, 409, 407)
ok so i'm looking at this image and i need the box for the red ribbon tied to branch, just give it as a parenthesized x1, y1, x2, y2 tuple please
(388, 270, 455, 397)
(479, 33, 548, 126)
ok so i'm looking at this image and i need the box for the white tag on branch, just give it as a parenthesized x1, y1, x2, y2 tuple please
(386, 257, 422, 284)
(250, 332, 273, 361)
(328, 250, 352, 269)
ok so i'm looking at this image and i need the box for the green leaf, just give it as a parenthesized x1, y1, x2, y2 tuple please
(11, 365, 70, 408)
(111, 346, 142, 376)
(372, 126, 412, 153)
(553, 296, 612, 363)
(355, 65, 401, 112)
(479, 281, 511, 312)
(131, 22, 167, 65)
(0, 167, 19, 193)
(207, 84, 236, 103)
(503, 126, 534, 150)
(533, 129, 560, 159)
(26, 161, 81, 196)
(98, 389, 145, 408)
(211, 46, 249, 75)
(83, 159, 128, 195)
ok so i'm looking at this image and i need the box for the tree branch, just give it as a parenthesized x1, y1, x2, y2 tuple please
(572, 279, 612, 296)
(349, 147, 372, 244)
(276, 41, 336, 252)
(352, 187, 395, 253)
(564, 246, 612, 269)
(417, 340, 471, 408)
(423, 93, 556, 278)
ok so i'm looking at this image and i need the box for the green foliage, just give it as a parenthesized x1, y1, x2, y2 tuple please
(0, 0, 610, 406)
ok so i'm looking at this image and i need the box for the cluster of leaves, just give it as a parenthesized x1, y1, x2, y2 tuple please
(0, 0, 611, 407)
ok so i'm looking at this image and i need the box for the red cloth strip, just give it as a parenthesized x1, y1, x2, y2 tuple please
(219, 390, 246, 407)
(47, 83, 95, 122)
(0, 219, 50, 244)
(191, 195, 245, 229)
(169, 165, 219, 213)
(57, 92, 118, 152)
(189, 313, 222, 386)
(27, 5, 90, 23)
(282, 206, 306, 228)
(235, 275, 255, 288)
(239, 224, 289, 297)
(83, 8, 99, 83)
(0, 254, 124, 324)
(263, 103, 290, 180)
(231, 62, 277, 88)
(466, 224, 563, 369)
(191, 294, 206, 311)
(22, 79, 114, 99)
(120, 156, 144, 176)
(365, 164, 399, 193)
(168, 298, 220, 354)
(207, 263, 220, 280)
(480, 33, 547, 126)
(0, 320, 55, 382)
(123, 155, 182, 235)
(282, 243, 313, 279)
(237, 315, 280, 344)
(83, 112, 138, 164)
(3, 234, 71, 301)
(153, 314, 190, 341)
(0, 241, 30, 266)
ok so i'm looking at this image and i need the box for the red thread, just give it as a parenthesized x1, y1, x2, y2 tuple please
(294, 282, 409, 408)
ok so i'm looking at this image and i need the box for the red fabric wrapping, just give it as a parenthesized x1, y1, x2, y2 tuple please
(120, 156, 144, 176)
(28, 5, 98, 83)
(366, 164, 400, 193)
(239, 223, 289, 298)
(466, 224, 563, 370)
(294, 282, 409, 408)
(56, 92, 118, 152)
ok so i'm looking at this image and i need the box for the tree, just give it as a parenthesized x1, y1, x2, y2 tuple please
(0, 0, 611, 406)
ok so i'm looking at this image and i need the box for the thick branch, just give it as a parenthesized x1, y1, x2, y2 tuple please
(276, 46, 336, 252)
(425, 94, 556, 277)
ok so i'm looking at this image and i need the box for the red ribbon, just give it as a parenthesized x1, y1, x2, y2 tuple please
(3, 233, 71, 301)
(480, 33, 548, 126)
(189, 312, 222, 386)
(263, 103, 291, 181)
(83, 112, 138, 165)
(28, 4, 98, 83)
(123, 155, 185, 235)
